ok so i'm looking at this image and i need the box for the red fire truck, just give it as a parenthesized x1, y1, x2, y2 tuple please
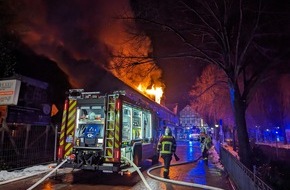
(58, 88, 178, 174)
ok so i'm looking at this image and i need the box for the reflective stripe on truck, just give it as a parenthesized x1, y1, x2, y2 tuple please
(58, 99, 68, 159)
(64, 99, 77, 157)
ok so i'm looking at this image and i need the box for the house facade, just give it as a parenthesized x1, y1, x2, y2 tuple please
(179, 105, 208, 139)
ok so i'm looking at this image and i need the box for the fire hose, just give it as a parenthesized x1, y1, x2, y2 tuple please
(146, 155, 225, 190)
(26, 159, 68, 190)
(26, 156, 225, 190)
(124, 154, 225, 190)
(122, 156, 152, 190)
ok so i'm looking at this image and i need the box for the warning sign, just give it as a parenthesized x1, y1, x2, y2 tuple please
(0, 80, 21, 105)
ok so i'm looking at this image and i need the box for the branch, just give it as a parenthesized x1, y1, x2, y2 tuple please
(221, 0, 232, 68)
(180, 0, 224, 45)
(124, 16, 226, 69)
(235, 0, 243, 76)
(238, 0, 262, 72)
(202, 1, 222, 30)
(190, 80, 228, 100)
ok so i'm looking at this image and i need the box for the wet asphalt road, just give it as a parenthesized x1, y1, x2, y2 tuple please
(1, 141, 233, 190)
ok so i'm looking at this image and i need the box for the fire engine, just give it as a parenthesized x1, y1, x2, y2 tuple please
(58, 88, 178, 174)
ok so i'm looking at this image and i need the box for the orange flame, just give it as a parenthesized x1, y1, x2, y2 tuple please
(137, 84, 163, 104)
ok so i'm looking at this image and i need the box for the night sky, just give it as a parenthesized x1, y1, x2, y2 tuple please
(2, 0, 202, 111)
(2, 0, 289, 114)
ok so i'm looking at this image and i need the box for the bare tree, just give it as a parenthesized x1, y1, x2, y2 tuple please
(189, 64, 234, 127)
(124, 0, 290, 168)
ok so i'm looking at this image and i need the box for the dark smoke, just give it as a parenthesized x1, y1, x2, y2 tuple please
(17, 0, 160, 89)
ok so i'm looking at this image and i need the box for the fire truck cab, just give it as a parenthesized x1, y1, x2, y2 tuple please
(58, 89, 178, 174)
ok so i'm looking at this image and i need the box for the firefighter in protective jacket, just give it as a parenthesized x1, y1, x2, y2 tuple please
(157, 127, 177, 179)
(200, 133, 212, 160)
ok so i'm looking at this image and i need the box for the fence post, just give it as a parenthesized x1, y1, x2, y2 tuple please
(253, 165, 256, 184)
(24, 124, 31, 158)
(54, 124, 58, 162)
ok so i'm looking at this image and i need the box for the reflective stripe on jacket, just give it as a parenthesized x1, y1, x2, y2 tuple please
(157, 135, 176, 155)
(201, 136, 212, 151)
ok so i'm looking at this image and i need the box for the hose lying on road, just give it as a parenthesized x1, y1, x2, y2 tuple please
(26, 159, 68, 190)
(147, 155, 225, 190)
(25, 156, 224, 190)
(26, 157, 152, 190)
(122, 156, 152, 190)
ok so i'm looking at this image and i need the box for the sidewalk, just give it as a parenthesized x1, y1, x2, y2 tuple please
(0, 164, 55, 185)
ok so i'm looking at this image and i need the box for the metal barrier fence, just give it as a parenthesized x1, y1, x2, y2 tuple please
(220, 146, 273, 190)
(0, 124, 57, 170)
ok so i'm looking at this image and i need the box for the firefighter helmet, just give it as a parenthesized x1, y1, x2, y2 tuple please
(165, 127, 172, 136)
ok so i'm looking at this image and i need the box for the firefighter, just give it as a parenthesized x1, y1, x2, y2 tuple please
(201, 133, 212, 160)
(157, 127, 177, 179)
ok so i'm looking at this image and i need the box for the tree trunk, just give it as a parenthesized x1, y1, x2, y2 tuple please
(231, 86, 253, 169)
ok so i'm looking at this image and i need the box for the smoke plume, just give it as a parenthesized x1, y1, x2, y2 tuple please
(16, 0, 164, 91)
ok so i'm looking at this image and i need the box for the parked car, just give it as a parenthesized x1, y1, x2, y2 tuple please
(189, 133, 200, 141)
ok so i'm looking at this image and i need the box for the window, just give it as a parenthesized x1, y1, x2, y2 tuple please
(75, 106, 105, 147)
(122, 103, 152, 142)
(132, 108, 142, 139)
(122, 106, 132, 142)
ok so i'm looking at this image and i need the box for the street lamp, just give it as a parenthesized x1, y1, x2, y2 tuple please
(219, 124, 224, 144)
(214, 124, 219, 140)
(275, 130, 279, 158)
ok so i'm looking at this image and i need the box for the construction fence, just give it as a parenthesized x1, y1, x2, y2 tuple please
(0, 123, 57, 170)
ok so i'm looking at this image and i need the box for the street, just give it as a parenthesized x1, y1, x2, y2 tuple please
(1, 141, 233, 190)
